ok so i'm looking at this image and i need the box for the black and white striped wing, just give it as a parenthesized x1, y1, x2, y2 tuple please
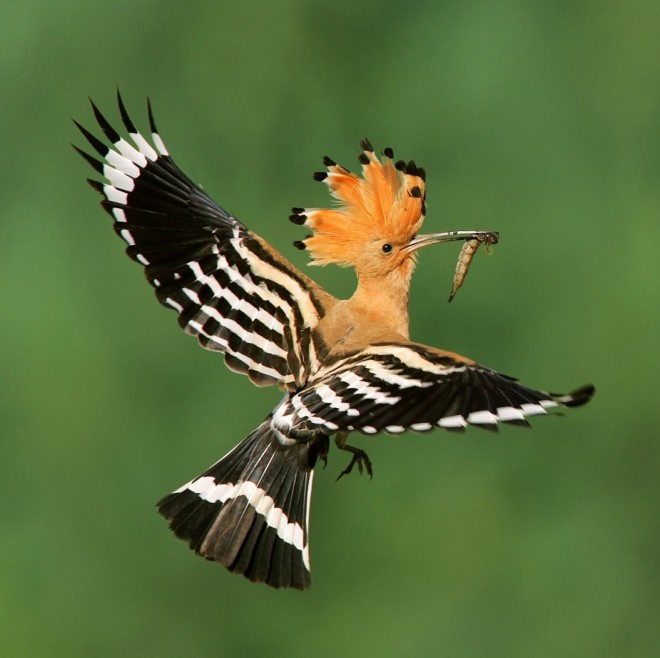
(75, 94, 330, 388)
(273, 343, 595, 435)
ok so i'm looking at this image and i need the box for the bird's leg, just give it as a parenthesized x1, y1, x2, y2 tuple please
(334, 432, 373, 480)
(317, 436, 329, 470)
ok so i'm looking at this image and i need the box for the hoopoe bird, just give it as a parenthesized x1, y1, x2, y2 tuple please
(75, 93, 595, 590)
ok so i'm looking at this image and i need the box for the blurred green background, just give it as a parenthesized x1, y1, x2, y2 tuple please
(2, 1, 659, 656)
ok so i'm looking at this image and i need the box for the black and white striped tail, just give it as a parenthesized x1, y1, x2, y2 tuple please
(157, 421, 328, 589)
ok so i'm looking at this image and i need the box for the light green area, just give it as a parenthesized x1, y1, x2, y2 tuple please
(2, 1, 659, 656)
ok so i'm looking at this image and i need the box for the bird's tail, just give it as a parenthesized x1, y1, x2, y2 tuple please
(157, 420, 328, 589)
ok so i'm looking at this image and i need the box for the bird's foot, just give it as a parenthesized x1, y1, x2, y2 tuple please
(336, 449, 373, 480)
(334, 433, 373, 480)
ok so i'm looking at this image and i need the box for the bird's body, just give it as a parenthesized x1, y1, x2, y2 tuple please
(76, 94, 594, 590)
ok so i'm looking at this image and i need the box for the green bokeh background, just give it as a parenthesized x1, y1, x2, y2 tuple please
(3, 1, 659, 656)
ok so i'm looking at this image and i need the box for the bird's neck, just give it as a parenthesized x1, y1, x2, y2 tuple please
(349, 269, 412, 339)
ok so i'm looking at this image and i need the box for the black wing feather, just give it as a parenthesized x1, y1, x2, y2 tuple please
(76, 93, 330, 387)
(274, 343, 594, 435)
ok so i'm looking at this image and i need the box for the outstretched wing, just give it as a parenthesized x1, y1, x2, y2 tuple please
(75, 93, 333, 388)
(273, 342, 595, 435)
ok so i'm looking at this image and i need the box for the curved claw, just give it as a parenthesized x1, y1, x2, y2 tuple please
(336, 448, 373, 481)
(334, 432, 373, 481)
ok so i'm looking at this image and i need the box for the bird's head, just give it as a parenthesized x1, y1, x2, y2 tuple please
(290, 139, 433, 281)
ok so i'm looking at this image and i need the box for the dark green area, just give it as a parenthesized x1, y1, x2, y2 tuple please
(2, 1, 659, 656)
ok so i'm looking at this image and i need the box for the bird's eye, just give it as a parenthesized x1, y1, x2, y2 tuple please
(381, 243, 393, 254)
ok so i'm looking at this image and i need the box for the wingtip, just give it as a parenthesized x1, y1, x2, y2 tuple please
(556, 384, 596, 408)
(90, 97, 120, 143)
(72, 144, 104, 174)
(147, 97, 158, 134)
(74, 118, 110, 157)
(116, 89, 137, 133)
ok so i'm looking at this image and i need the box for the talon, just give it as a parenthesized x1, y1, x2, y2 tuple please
(334, 432, 373, 480)
(335, 447, 373, 481)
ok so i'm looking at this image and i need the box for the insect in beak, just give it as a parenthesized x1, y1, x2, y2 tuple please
(404, 230, 499, 254)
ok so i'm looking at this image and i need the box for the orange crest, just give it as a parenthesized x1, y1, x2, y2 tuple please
(290, 140, 426, 267)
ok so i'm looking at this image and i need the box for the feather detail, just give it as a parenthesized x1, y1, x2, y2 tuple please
(303, 141, 426, 267)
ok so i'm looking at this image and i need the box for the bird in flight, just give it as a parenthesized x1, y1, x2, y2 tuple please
(75, 93, 594, 590)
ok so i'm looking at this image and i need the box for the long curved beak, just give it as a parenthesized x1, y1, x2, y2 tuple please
(404, 230, 499, 253)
